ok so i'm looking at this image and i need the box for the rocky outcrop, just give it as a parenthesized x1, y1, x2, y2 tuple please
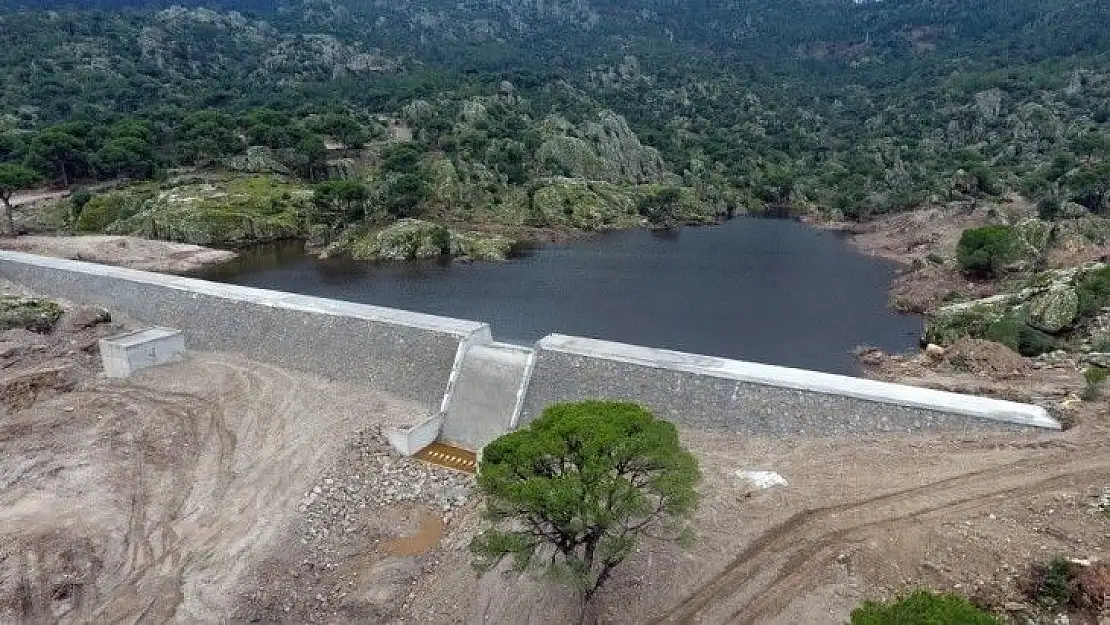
(85, 176, 308, 246)
(535, 111, 667, 184)
(327, 219, 512, 262)
(224, 146, 292, 175)
(1028, 285, 1079, 333)
(926, 263, 1106, 345)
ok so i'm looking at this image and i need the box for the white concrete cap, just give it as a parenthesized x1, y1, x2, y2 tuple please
(537, 334, 1062, 430)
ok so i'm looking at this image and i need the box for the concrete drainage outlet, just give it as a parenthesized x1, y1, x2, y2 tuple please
(414, 442, 478, 474)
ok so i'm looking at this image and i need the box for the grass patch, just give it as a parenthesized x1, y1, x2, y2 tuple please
(850, 590, 1000, 625)
(1081, 365, 1108, 401)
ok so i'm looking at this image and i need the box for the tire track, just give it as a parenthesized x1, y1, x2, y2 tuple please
(653, 449, 1110, 624)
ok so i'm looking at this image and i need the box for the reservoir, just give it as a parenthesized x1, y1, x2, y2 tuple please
(198, 218, 922, 375)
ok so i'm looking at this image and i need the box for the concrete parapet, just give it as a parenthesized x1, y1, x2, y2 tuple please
(519, 334, 1061, 435)
(100, 327, 186, 377)
(0, 251, 489, 409)
(384, 414, 444, 456)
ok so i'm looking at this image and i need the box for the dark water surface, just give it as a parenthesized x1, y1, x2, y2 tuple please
(197, 218, 922, 375)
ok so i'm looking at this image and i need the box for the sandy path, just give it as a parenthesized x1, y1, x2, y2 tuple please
(0, 235, 236, 274)
(0, 353, 424, 623)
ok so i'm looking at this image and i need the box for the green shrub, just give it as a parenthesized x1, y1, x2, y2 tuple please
(850, 590, 1000, 625)
(1082, 365, 1108, 400)
(1076, 266, 1110, 319)
(74, 194, 125, 232)
(981, 315, 1056, 356)
(956, 225, 1021, 278)
(1037, 196, 1061, 221)
(1022, 556, 1080, 609)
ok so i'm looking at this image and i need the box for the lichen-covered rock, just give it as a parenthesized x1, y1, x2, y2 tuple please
(224, 146, 292, 175)
(529, 180, 640, 230)
(332, 219, 512, 261)
(534, 110, 665, 184)
(583, 110, 666, 183)
(1027, 285, 1079, 333)
(449, 230, 513, 261)
(0, 297, 64, 333)
(535, 136, 607, 180)
(1013, 217, 1054, 256)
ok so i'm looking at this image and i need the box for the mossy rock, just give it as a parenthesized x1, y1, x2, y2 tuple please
(1013, 217, 1054, 256)
(425, 155, 460, 205)
(0, 297, 64, 333)
(924, 295, 1014, 345)
(333, 219, 512, 261)
(530, 181, 640, 230)
(450, 230, 513, 261)
(536, 136, 607, 180)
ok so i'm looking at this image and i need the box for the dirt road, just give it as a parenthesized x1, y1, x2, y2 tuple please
(403, 419, 1109, 624)
(0, 352, 430, 622)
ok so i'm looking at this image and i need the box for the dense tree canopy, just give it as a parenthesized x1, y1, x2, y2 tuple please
(470, 401, 700, 608)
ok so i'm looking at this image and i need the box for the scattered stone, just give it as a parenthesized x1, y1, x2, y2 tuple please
(735, 469, 789, 490)
(925, 343, 946, 360)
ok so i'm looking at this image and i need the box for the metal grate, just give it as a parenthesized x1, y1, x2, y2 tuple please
(414, 442, 478, 474)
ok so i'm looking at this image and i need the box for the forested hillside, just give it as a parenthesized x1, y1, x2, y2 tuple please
(0, 0, 1108, 257)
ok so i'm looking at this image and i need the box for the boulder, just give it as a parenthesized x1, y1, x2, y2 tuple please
(1027, 285, 1079, 333)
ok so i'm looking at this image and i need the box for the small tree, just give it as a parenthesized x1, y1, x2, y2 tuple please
(470, 400, 700, 618)
(312, 179, 370, 226)
(956, 225, 1021, 278)
(0, 164, 40, 236)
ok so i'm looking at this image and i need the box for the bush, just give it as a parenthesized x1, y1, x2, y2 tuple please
(981, 315, 1056, 356)
(1082, 365, 1108, 400)
(957, 225, 1021, 278)
(1023, 556, 1080, 609)
(1076, 265, 1110, 319)
(850, 590, 1000, 625)
(74, 194, 126, 232)
(1037, 196, 1061, 220)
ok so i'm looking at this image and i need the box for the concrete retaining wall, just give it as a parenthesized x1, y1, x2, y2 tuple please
(518, 335, 1059, 435)
(385, 415, 444, 456)
(0, 251, 489, 410)
(0, 252, 1061, 442)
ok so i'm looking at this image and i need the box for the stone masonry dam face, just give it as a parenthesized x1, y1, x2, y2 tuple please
(0, 251, 1060, 454)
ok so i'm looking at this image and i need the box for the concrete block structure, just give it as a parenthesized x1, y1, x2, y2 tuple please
(384, 415, 444, 456)
(100, 328, 186, 378)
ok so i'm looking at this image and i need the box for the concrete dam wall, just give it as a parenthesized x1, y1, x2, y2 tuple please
(0, 251, 1059, 451)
